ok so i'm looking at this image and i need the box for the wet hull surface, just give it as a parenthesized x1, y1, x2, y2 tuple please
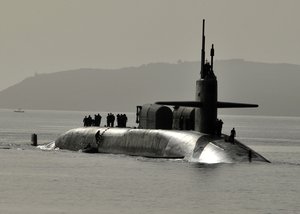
(53, 127, 270, 164)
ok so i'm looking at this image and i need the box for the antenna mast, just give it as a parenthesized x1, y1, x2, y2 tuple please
(210, 44, 214, 71)
(201, 19, 206, 79)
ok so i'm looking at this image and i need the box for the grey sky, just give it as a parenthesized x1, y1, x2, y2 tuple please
(0, 0, 299, 90)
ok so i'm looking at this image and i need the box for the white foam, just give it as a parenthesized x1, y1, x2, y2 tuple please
(37, 141, 56, 150)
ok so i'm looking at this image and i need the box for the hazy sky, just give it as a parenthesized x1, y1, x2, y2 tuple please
(0, 0, 299, 90)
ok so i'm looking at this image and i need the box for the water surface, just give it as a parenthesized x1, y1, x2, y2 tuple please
(0, 109, 299, 213)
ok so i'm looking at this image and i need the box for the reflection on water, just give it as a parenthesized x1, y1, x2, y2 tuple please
(190, 162, 230, 169)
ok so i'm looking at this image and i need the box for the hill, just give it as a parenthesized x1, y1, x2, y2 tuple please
(0, 59, 300, 116)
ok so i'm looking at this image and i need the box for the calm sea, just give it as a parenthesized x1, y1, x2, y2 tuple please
(0, 109, 299, 214)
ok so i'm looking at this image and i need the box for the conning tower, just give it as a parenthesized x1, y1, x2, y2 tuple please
(196, 19, 217, 134)
(157, 19, 258, 135)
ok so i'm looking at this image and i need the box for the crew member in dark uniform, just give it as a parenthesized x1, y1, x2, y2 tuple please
(111, 114, 115, 127)
(83, 116, 88, 127)
(216, 119, 223, 136)
(95, 130, 101, 143)
(106, 113, 110, 127)
(230, 128, 236, 143)
(116, 114, 121, 127)
(87, 115, 92, 126)
(123, 114, 128, 127)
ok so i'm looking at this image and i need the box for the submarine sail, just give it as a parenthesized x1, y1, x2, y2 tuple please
(157, 19, 258, 134)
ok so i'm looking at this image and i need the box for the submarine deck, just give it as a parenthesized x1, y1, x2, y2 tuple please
(54, 127, 270, 163)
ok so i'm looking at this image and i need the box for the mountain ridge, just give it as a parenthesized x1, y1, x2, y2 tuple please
(1, 60, 300, 116)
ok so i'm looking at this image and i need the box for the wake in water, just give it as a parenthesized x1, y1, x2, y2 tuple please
(269, 160, 300, 166)
(37, 141, 58, 150)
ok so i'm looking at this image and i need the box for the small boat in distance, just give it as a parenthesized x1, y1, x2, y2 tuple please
(14, 108, 25, 113)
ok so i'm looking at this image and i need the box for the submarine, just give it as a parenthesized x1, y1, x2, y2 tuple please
(51, 20, 270, 164)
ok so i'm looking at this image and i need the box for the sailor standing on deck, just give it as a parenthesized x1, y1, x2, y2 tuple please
(123, 114, 128, 127)
(230, 128, 236, 142)
(111, 114, 115, 127)
(216, 119, 223, 136)
(106, 113, 110, 127)
(83, 116, 88, 127)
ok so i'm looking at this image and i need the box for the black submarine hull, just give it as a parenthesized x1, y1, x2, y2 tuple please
(53, 127, 270, 163)
(48, 20, 270, 164)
